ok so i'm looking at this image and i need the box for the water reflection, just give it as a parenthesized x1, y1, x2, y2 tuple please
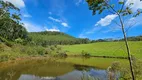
(18, 69, 107, 80)
(0, 58, 124, 80)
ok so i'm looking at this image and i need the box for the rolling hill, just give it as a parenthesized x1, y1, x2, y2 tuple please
(28, 31, 90, 46)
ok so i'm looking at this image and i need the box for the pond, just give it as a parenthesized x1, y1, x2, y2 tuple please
(0, 57, 128, 80)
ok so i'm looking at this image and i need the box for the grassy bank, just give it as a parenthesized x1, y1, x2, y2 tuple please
(0, 42, 67, 62)
(1, 41, 142, 62)
(62, 41, 142, 58)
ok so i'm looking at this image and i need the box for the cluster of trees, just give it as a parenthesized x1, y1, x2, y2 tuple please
(28, 31, 90, 46)
(90, 36, 142, 43)
(120, 36, 142, 41)
(0, 1, 27, 41)
(91, 38, 114, 42)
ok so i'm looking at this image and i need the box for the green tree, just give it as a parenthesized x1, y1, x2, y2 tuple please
(86, 0, 142, 80)
(0, 0, 27, 41)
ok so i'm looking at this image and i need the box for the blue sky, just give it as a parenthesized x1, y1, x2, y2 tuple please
(3, 0, 142, 40)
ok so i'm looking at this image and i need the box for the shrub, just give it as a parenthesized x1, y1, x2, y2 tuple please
(0, 43, 11, 52)
(0, 36, 13, 47)
(107, 61, 121, 80)
(81, 50, 91, 57)
(57, 51, 68, 57)
(15, 38, 24, 44)
(0, 53, 10, 62)
(36, 47, 45, 55)
(120, 57, 142, 80)
(57, 46, 62, 51)
(50, 46, 55, 51)
(54, 45, 57, 48)
(45, 48, 52, 54)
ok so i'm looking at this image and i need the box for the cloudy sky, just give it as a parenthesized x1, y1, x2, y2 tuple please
(3, 0, 142, 40)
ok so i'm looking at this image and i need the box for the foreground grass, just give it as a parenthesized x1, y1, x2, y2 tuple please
(62, 41, 142, 58)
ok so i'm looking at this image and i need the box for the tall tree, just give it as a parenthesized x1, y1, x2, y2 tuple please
(0, 0, 27, 41)
(86, 0, 142, 80)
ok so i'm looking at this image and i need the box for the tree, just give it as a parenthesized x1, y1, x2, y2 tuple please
(86, 0, 142, 80)
(0, 1, 27, 41)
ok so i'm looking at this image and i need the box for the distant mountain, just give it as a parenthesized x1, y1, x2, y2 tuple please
(28, 31, 90, 46)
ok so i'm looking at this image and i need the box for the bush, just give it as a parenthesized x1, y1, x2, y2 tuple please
(50, 46, 55, 51)
(57, 51, 68, 57)
(81, 50, 91, 57)
(45, 48, 52, 54)
(36, 47, 45, 55)
(15, 38, 24, 44)
(0, 53, 10, 62)
(0, 36, 13, 47)
(57, 46, 62, 51)
(120, 58, 142, 80)
(0, 43, 11, 52)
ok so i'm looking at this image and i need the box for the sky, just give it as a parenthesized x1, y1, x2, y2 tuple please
(3, 0, 142, 40)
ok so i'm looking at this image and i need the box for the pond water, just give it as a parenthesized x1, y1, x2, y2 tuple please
(0, 57, 128, 80)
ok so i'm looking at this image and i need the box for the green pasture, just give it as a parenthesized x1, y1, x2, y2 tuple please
(62, 41, 142, 58)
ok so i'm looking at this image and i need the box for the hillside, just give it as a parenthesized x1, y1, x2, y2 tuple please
(28, 31, 90, 46)
(62, 41, 142, 58)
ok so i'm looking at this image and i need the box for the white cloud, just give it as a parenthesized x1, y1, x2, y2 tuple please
(3, 0, 25, 8)
(46, 28, 60, 32)
(48, 16, 69, 27)
(23, 14, 32, 18)
(23, 22, 45, 32)
(48, 16, 61, 22)
(95, 14, 118, 26)
(44, 26, 60, 32)
(126, 0, 142, 11)
(23, 22, 61, 32)
(61, 23, 68, 27)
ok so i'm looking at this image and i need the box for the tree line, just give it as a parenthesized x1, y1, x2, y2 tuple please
(91, 35, 142, 43)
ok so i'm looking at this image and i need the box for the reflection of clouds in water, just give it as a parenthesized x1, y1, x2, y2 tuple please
(58, 70, 83, 80)
(18, 75, 57, 80)
(41, 77, 56, 80)
(18, 69, 109, 80)
(88, 68, 107, 80)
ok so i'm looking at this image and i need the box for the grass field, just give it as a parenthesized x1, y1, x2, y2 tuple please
(62, 41, 142, 58)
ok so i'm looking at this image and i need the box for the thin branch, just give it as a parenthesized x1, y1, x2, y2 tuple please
(112, 19, 121, 27)
(119, 0, 126, 14)
(104, 0, 118, 14)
